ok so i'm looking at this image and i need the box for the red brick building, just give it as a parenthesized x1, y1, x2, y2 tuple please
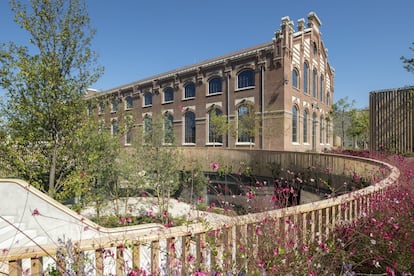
(86, 12, 334, 152)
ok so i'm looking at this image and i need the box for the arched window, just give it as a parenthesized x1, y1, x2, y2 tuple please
(164, 87, 174, 103)
(98, 102, 105, 114)
(292, 105, 298, 143)
(312, 69, 317, 98)
(144, 92, 152, 106)
(125, 96, 133, 110)
(111, 99, 118, 113)
(184, 83, 195, 99)
(237, 69, 255, 89)
(184, 111, 196, 144)
(320, 75, 324, 102)
(208, 108, 223, 144)
(111, 119, 119, 136)
(237, 104, 255, 143)
(326, 119, 330, 144)
(303, 62, 309, 93)
(144, 116, 152, 143)
(303, 109, 308, 143)
(164, 114, 174, 144)
(209, 77, 222, 94)
(320, 116, 324, 144)
(326, 92, 331, 106)
(292, 69, 299, 89)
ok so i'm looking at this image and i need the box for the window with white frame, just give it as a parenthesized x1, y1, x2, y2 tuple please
(303, 109, 308, 143)
(237, 104, 255, 143)
(292, 105, 298, 143)
(237, 69, 254, 89)
(144, 92, 152, 106)
(164, 87, 174, 103)
(208, 77, 222, 94)
(208, 108, 223, 144)
(184, 83, 195, 99)
(164, 114, 174, 144)
(184, 111, 196, 144)
(125, 96, 133, 110)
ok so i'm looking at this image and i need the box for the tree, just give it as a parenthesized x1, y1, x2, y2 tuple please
(401, 42, 414, 73)
(331, 97, 355, 148)
(0, 0, 103, 194)
(231, 104, 258, 149)
(117, 115, 183, 224)
(346, 108, 369, 149)
(209, 108, 228, 146)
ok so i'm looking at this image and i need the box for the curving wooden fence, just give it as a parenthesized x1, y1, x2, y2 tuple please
(0, 150, 400, 275)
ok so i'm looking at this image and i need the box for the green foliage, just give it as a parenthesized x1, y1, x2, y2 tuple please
(209, 109, 228, 145)
(0, 0, 103, 195)
(401, 41, 414, 73)
(117, 115, 185, 223)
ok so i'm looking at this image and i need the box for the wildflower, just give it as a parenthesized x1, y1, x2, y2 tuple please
(258, 260, 265, 267)
(255, 227, 262, 235)
(210, 162, 219, 170)
(32, 208, 40, 216)
(187, 254, 195, 263)
(386, 266, 395, 276)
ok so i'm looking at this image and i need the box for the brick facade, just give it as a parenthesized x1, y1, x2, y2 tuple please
(86, 12, 335, 152)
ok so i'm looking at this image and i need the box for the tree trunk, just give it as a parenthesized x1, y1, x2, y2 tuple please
(49, 143, 58, 192)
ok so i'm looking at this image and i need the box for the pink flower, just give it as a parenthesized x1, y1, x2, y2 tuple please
(255, 227, 262, 235)
(187, 254, 195, 263)
(32, 208, 40, 216)
(210, 162, 219, 170)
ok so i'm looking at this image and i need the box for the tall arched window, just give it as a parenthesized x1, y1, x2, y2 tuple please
(292, 105, 298, 143)
(312, 69, 317, 98)
(303, 62, 309, 93)
(209, 108, 223, 144)
(125, 96, 133, 110)
(320, 75, 324, 102)
(144, 116, 152, 143)
(208, 77, 222, 94)
(303, 109, 308, 143)
(144, 92, 152, 106)
(164, 87, 174, 103)
(237, 69, 254, 89)
(111, 119, 119, 136)
(237, 104, 255, 143)
(111, 99, 118, 113)
(326, 92, 331, 106)
(292, 69, 299, 89)
(164, 114, 174, 144)
(184, 111, 196, 144)
(326, 120, 330, 144)
(320, 116, 324, 144)
(184, 83, 195, 99)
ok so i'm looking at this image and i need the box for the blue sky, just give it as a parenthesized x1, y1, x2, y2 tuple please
(1, 0, 413, 108)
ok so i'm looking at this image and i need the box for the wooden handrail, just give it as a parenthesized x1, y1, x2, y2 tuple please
(0, 151, 400, 275)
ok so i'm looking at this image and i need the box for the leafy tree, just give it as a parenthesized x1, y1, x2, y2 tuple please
(0, 0, 103, 194)
(331, 97, 355, 148)
(117, 115, 183, 224)
(231, 104, 258, 148)
(209, 108, 228, 146)
(401, 42, 414, 73)
(346, 108, 369, 149)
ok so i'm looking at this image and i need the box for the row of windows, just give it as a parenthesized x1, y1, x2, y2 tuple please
(292, 63, 331, 105)
(96, 69, 255, 114)
(292, 105, 330, 145)
(109, 105, 255, 146)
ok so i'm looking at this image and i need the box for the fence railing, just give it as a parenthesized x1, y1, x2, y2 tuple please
(0, 150, 400, 275)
